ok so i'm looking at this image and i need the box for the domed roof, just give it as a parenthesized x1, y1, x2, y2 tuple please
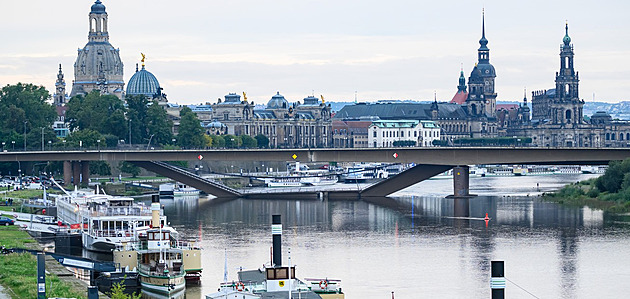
(91, 0, 106, 14)
(126, 65, 160, 98)
(475, 63, 496, 77)
(267, 92, 289, 109)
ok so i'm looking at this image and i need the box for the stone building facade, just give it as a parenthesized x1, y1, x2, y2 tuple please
(211, 93, 333, 148)
(505, 24, 630, 147)
(368, 120, 440, 148)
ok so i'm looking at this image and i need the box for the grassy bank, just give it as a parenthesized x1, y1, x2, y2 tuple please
(0, 226, 86, 299)
(543, 178, 630, 213)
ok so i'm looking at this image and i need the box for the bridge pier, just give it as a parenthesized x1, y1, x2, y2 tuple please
(64, 161, 90, 187)
(453, 166, 470, 197)
(449, 165, 475, 218)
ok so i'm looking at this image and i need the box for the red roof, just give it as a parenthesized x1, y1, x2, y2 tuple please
(450, 91, 468, 104)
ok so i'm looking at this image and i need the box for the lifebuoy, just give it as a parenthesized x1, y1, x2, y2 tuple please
(319, 280, 328, 289)
(236, 282, 245, 291)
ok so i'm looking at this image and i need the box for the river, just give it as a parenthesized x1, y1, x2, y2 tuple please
(156, 173, 630, 298)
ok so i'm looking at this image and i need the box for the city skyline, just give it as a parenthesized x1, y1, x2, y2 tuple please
(0, 0, 628, 105)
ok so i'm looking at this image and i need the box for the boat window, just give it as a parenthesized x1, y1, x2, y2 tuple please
(266, 268, 275, 280)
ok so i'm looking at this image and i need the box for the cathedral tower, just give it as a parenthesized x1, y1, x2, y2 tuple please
(70, 0, 124, 99)
(466, 10, 497, 118)
(54, 64, 67, 106)
(552, 23, 583, 125)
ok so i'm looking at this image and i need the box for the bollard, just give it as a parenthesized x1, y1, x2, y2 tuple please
(37, 253, 45, 299)
(491, 260, 505, 299)
(87, 286, 99, 299)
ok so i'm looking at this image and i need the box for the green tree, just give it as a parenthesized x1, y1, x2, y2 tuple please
(177, 107, 205, 148)
(241, 135, 257, 148)
(119, 161, 141, 178)
(255, 134, 269, 148)
(109, 280, 141, 299)
(65, 129, 104, 148)
(595, 159, 630, 193)
(0, 83, 56, 136)
(211, 135, 225, 148)
(65, 90, 128, 139)
(90, 161, 112, 176)
(146, 101, 174, 146)
(224, 134, 242, 148)
(126, 95, 149, 144)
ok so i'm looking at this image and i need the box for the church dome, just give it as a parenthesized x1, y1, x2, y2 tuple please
(267, 92, 289, 109)
(476, 63, 496, 77)
(91, 0, 106, 14)
(126, 65, 160, 98)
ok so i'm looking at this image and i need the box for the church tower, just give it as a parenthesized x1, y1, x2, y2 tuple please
(552, 23, 583, 125)
(53, 64, 67, 106)
(70, 0, 124, 99)
(466, 10, 497, 118)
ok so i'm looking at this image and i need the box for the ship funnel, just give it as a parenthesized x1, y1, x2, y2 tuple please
(151, 194, 160, 228)
(272, 214, 282, 267)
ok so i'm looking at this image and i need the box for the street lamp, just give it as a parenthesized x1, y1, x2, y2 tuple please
(147, 134, 155, 150)
(172, 138, 176, 145)
(23, 121, 27, 150)
(2, 142, 5, 152)
(11, 141, 15, 151)
(48, 140, 52, 151)
(62, 139, 66, 149)
(97, 139, 101, 151)
(41, 127, 45, 151)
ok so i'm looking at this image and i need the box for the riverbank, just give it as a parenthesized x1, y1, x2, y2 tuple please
(542, 178, 630, 213)
(0, 226, 89, 298)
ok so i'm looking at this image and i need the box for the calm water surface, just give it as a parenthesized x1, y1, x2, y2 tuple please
(159, 174, 630, 298)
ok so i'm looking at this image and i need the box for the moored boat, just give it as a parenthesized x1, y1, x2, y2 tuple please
(113, 195, 202, 295)
(205, 215, 344, 299)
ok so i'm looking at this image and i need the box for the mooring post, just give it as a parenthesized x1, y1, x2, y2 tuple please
(37, 253, 45, 299)
(491, 260, 505, 299)
(87, 286, 98, 299)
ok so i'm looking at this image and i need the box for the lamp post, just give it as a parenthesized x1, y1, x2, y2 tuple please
(62, 139, 66, 150)
(172, 138, 176, 145)
(97, 139, 101, 151)
(11, 141, 15, 151)
(2, 142, 5, 152)
(23, 121, 27, 150)
(128, 119, 132, 146)
(41, 127, 45, 151)
(48, 140, 52, 151)
(147, 134, 155, 150)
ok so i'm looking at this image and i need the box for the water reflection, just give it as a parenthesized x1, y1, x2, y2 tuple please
(152, 174, 630, 298)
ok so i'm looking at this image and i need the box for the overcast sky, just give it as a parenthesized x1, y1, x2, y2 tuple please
(1, 0, 629, 105)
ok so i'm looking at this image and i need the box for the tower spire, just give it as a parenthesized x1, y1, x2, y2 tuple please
(477, 9, 489, 63)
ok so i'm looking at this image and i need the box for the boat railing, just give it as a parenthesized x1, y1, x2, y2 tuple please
(88, 206, 152, 217)
(303, 278, 342, 293)
(176, 240, 201, 250)
(137, 263, 185, 277)
(90, 229, 134, 238)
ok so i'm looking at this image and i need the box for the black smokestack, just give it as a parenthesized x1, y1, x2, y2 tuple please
(272, 215, 282, 267)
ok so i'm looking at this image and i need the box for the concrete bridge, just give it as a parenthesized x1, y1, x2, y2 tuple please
(1, 147, 627, 199)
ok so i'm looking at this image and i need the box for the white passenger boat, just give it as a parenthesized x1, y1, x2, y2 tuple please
(54, 183, 157, 252)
